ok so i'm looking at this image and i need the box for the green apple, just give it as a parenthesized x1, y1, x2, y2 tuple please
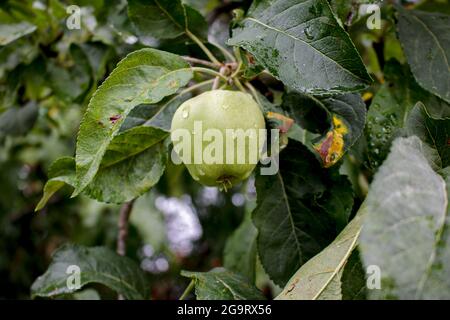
(171, 90, 266, 190)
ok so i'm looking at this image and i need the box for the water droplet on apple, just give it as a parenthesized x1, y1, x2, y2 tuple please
(182, 108, 189, 119)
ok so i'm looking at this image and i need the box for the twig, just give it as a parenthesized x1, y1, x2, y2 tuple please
(233, 78, 246, 93)
(181, 79, 215, 94)
(212, 65, 229, 90)
(244, 82, 263, 107)
(191, 67, 228, 81)
(116, 199, 135, 300)
(186, 30, 221, 65)
(209, 42, 236, 62)
(180, 280, 195, 300)
(212, 76, 221, 90)
(117, 200, 135, 256)
(182, 56, 221, 69)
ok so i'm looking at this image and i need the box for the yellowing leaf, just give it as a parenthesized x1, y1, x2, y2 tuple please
(314, 116, 348, 167)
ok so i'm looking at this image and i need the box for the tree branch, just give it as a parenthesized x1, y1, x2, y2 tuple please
(182, 56, 221, 69)
(116, 199, 135, 256)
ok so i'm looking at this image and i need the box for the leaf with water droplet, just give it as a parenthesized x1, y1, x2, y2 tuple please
(229, 0, 372, 94)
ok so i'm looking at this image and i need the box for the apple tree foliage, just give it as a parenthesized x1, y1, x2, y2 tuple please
(0, 0, 449, 300)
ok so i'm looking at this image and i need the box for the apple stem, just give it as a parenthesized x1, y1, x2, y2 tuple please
(182, 56, 221, 69)
(186, 30, 221, 65)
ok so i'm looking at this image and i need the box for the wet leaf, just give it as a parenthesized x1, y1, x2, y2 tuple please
(181, 268, 265, 300)
(253, 140, 354, 286)
(276, 206, 365, 299)
(31, 244, 148, 300)
(360, 136, 450, 299)
(229, 0, 372, 94)
(74, 48, 192, 196)
(282, 91, 366, 167)
(128, 0, 208, 40)
(397, 8, 450, 103)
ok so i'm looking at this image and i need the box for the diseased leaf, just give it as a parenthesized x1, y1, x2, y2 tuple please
(0, 22, 36, 46)
(74, 48, 192, 196)
(276, 206, 364, 299)
(253, 140, 354, 286)
(121, 91, 193, 132)
(229, 0, 372, 94)
(360, 136, 449, 299)
(31, 244, 149, 300)
(181, 268, 265, 300)
(397, 8, 450, 103)
(84, 126, 168, 203)
(127, 0, 208, 40)
(37, 127, 168, 206)
(407, 103, 450, 169)
(282, 92, 366, 167)
(223, 215, 258, 282)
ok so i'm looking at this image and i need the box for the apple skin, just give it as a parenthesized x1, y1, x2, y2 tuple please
(171, 90, 266, 190)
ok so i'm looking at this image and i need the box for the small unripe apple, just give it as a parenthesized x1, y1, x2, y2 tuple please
(171, 90, 266, 190)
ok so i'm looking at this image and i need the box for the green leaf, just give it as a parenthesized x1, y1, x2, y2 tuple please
(415, 0, 450, 15)
(35, 157, 77, 211)
(407, 103, 450, 170)
(38, 127, 168, 206)
(341, 250, 367, 300)
(0, 101, 38, 137)
(397, 8, 450, 103)
(253, 140, 354, 286)
(122, 91, 192, 132)
(366, 60, 450, 168)
(127, 0, 208, 40)
(0, 22, 36, 46)
(31, 244, 149, 300)
(74, 48, 192, 196)
(84, 126, 168, 203)
(79, 42, 113, 82)
(229, 0, 372, 94)
(181, 268, 265, 300)
(276, 206, 365, 299)
(223, 215, 258, 282)
(282, 91, 366, 167)
(329, 0, 381, 27)
(72, 288, 101, 300)
(359, 136, 449, 299)
(46, 44, 92, 103)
